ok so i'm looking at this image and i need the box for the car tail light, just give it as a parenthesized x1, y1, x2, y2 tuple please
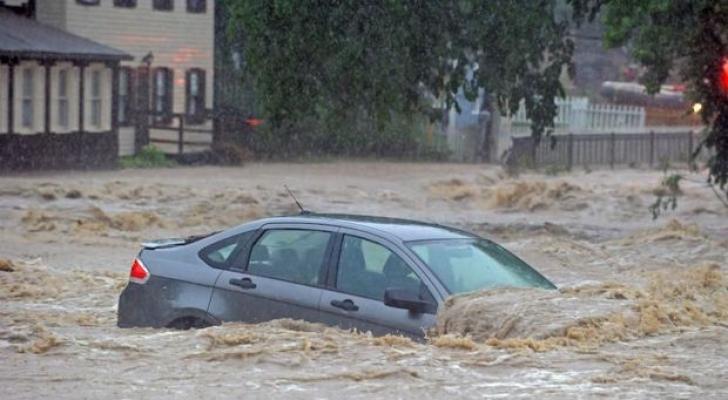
(129, 258, 150, 284)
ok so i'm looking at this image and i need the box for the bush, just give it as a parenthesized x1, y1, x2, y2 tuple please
(119, 146, 176, 169)
(211, 142, 254, 165)
(245, 110, 451, 160)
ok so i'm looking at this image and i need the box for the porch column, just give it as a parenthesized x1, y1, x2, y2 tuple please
(42, 60, 54, 134)
(107, 60, 120, 158)
(5, 58, 17, 134)
(107, 61, 120, 134)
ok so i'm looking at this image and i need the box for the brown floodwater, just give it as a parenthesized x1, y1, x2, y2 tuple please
(1, 163, 726, 399)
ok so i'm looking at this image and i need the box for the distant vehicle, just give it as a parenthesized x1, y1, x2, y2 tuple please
(117, 214, 556, 337)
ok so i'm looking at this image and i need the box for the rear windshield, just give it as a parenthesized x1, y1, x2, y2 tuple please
(408, 239, 555, 294)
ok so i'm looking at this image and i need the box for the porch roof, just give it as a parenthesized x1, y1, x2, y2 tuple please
(0, 10, 133, 62)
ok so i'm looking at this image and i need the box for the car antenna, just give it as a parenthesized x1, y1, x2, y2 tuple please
(284, 185, 309, 215)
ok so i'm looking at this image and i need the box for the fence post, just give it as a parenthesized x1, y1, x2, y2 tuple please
(610, 132, 616, 169)
(649, 130, 655, 167)
(567, 133, 574, 170)
(687, 130, 694, 163)
(177, 115, 184, 155)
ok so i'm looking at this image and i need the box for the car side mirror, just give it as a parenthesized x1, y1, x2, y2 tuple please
(384, 288, 431, 313)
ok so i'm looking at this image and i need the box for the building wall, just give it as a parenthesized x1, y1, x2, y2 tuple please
(0, 130, 118, 170)
(36, 0, 215, 156)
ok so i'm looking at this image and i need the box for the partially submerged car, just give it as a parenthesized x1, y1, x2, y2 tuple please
(118, 214, 555, 337)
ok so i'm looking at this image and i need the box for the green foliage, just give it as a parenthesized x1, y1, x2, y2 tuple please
(119, 146, 176, 169)
(224, 0, 575, 156)
(247, 111, 450, 160)
(571, 0, 728, 202)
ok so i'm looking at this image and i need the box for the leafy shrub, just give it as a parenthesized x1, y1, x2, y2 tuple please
(119, 146, 176, 169)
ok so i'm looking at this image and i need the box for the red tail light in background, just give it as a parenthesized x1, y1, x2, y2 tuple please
(245, 117, 263, 127)
(719, 58, 728, 94)
(129, 258, 150, 284)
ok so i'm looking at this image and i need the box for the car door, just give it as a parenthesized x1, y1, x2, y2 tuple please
(208, 224, 335, 324)
(318, 230, 438, 337)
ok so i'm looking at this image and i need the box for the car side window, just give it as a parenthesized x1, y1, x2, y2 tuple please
(336, 235, 433, 302)
(200, 231, 255, 268)
(247, 229, 331, 286)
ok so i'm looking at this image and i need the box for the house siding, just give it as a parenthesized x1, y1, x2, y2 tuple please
(118, 126, 135, 156)
(35, 0, 66, 30)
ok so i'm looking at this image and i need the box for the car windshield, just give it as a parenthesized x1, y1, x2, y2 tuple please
(408, 239, 555, 294)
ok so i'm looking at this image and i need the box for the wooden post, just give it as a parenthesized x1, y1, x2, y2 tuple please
(134, 65, 150, 154)
(567, 133, 574, 170)
(43, 61, 52, 134)
(177, 114, 184, 155)
(649, 130, 655, 167)
(6, 59, 15, 134)
(77, 62, 86, 133)
(108, 61, 120, 159)
(610, 132, 615, 169)
(687, 130, 694, 163)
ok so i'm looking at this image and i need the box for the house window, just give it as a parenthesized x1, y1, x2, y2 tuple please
(153, 67, 173, 123)
(187, 0, 206, 13)
(76, 0, 100, 5)
(58, 69, 70, 129)
(21, 68, 34, 129)
(153, 0, 173, 11)
(186, 69, 205, 123)
(118, 67, 134, 126)
(113, 0, 137, 8)
(90, 70, 102, 128)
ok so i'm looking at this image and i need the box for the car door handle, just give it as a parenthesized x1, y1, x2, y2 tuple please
(229, 277, 256, 290)
(331, 299, 359, 312)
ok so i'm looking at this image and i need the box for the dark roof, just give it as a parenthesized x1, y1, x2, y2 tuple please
(0, 11, 132, 61)
(262, 213, 475, 242)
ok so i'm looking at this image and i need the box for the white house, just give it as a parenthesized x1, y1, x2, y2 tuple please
(0, 6, 131, 169)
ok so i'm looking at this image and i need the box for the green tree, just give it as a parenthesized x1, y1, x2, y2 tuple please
(573, 0, 728, 201)
(225, 0, 575, 155)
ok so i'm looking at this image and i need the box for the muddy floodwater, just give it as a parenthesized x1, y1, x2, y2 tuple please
(1, 162, 727, 399)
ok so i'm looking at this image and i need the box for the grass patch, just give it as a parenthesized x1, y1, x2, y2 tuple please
(119, 146, 176, 169)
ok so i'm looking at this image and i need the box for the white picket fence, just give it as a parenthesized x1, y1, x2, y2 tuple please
(502, 97, 646, 136)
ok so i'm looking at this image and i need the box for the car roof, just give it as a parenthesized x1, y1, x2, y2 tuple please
(257, 213, 476, 242)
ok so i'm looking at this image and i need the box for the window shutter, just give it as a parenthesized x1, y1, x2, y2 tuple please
(165, 68, 173, 122)
(185, 69, 191, 121)
(198, 70, 206, 120)
(187, 0, 206, 13)
(152, 68, 159, 116)
(120, 67, 135, 126)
